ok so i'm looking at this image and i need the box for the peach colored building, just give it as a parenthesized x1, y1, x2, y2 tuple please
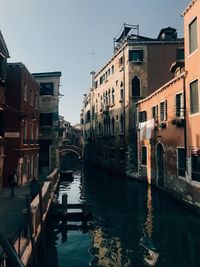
(137, 68, 186, 192)
(183, 0, 200, 185)
(136, 0, 200, 209)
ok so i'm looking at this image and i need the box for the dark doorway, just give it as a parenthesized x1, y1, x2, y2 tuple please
(156, 143, 165, 187)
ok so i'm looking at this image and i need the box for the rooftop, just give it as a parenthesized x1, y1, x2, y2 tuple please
(32, 71, 62, 78)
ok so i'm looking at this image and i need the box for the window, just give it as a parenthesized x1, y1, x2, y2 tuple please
(35, 125, 39, 144)
(189, 17, 198, 54)
(132, 76, 140, 97)
(152, 105, 158, 120)
(120, 114, 124, 133)
(30, 124, 34, 144)
(24, 83, 28, 101)
(111, 65, 114, 74)
(139, 111, 147, 122)
(105, 91, 108, 105)
(119, 56, 123, 68)
(191, 148, 200, 182)
(86, 111, 90, 123)
(190, 80, 199, 114)
(112, 88, 115, 105)
(120, 88, 124, 101)
(95, 81, 98, 89)
(175, 92, 184, 117)
(23, 121, 28, 144)
(177, 148, 186, 177)
(129, 50, 143, 62)
(92, 106, 95, 120)
(160, 101, 167, 121)
(40, 113, 53, 126)
(23, 156, 28, 175)
(35, 94, 39, 109)
(40, 82, 54, 95)
(141, 146, 147, 165)
(108, 89, 111, 105)
(30, 89, 34, 105)
(177, 48, 184, 61)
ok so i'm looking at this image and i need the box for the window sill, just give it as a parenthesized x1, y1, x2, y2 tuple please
(130, 60, 142, 64)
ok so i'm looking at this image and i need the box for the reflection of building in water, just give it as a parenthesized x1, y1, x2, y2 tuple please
(140, 185, 159, 266)
(145, 185, 153, 238)
(90, 227, 131, 267)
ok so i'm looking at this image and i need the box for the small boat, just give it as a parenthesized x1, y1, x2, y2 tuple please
(60, 170, 74, 181)
(143, 249, 159, 266)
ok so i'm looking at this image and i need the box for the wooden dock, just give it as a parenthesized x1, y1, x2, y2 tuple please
(51, 194, 93, 221)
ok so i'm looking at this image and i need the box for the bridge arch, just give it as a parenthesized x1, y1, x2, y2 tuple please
(59, 145, 82, 157)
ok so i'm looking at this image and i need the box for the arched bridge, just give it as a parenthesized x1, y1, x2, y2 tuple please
(59, 144, 82, 157)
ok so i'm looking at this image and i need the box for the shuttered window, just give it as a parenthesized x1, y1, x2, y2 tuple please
(190, 80, 199, 114)
(139, 111, 147, 122)
(152, 105, 158, 120)
(175, 92, 184, 117)
(160, 100, 167, 121)
(189, 17, 198, 54)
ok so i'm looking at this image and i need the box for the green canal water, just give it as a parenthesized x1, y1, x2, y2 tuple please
(43, 164, 200, 267)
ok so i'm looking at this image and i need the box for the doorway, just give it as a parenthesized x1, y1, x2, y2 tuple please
(156, 143, 165, 188)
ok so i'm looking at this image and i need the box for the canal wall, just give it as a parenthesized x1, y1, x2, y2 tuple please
(13, 168, 59, 266)
(128, 169, 200, 214)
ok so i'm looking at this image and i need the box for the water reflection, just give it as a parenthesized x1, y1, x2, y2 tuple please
(42, 164, 200, 267)
(140, 185, 159, 266)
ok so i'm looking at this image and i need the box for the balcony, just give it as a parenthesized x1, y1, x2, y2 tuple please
(158, 122, 166, 129)
(171, 118, 185, 127)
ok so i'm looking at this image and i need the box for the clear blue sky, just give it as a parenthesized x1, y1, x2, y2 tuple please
(1, 0, 190, 124)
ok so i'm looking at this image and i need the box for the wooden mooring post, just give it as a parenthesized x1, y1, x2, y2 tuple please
(62, 194, 68, 216)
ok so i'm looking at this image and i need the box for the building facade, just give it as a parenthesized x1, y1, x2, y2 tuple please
(0, 30, 9, 190)
(183, 0, 200, 205)
(32, 72, 61, 174)
(137, 67, 186, 190)
(82, 25, 184, 175)
(4, 63, 40, 186)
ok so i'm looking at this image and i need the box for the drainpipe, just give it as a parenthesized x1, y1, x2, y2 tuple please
(183, 71, 188, 176)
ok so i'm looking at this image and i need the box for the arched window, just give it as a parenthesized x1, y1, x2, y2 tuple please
(132, 76, 140, 97)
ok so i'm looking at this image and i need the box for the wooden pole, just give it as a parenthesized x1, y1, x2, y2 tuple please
(62, 194, 68, 216)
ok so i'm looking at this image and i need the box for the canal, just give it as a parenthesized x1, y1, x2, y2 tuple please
(43, 164, 200, 267)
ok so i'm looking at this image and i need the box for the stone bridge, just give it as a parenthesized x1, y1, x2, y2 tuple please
(59, 144, 82, 157)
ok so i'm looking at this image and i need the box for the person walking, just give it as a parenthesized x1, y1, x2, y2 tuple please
(29, 177, 41, 201)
